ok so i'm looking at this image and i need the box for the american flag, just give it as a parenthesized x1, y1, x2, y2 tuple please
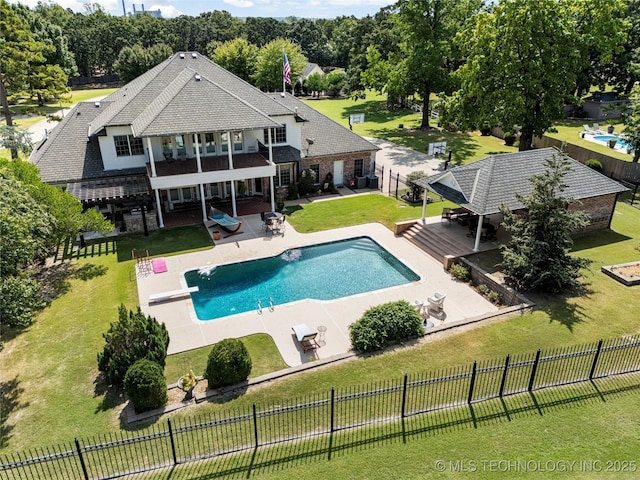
(283, 50, 291, 85)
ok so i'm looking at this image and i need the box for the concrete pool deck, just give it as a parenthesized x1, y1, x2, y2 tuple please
(137, 215, 499, 366)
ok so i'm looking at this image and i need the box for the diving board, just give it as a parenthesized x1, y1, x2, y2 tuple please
(149, 286, 199, 304)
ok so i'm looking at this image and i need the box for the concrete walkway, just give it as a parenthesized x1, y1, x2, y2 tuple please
(137, 216, 499, 366)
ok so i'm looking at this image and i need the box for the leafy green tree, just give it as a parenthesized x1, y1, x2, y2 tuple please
(124, 359, 168, 412)
(210, 38, 259, 83)
(286, 18, 329, 65)
(0, 126, 33, 158)
(325, 71, 346, 97)
(303, 72, 327, 97)
(205, 338, 252, 388)
(445, 0, 625, 150)
(114, 43, 172, 83)
(244, 17, 287, 47)
(387, 0, 481, 128)
(253, 39, 307, 92)
(98, 304, 170, 387)
(622, 85, 640, 163)
(499, 153, 591, 293)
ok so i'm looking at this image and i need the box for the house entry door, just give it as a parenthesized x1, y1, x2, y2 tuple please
(333, 160, 344, 187)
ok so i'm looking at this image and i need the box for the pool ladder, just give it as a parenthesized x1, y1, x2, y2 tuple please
(257, 297, 275, 314)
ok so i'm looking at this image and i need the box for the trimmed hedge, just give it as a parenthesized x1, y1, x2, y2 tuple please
(205, 338, 252, 389)
(124, 359, 168, 413)
(349, 300, 423, 353)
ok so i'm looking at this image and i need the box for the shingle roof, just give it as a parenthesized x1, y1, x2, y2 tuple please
(417, 148, 628, 215)
(30, 102, 145, 184)
(91, 52, 291, 135)
(272, 93, 379, 158)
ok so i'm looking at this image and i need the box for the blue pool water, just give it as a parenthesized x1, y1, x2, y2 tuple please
(592, 134, 632, 151)
(185, 237, 420, 321)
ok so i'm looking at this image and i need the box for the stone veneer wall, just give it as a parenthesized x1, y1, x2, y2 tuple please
(124, 211, 159, 233)
(457, 257, 533, 308)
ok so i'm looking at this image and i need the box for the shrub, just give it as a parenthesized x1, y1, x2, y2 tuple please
(479, 125, 491, 136)
(449, 263, 471, 282)
(487, 290, 501, 304)
(97, 304, 170, 387)
(298, 168, 318, 196)
(476, 284, 490, 296)
(124, 359, 168, 413)
(585, 159, 603, 173)
(504, 131, 517, 146)
(350, 300, 423, 353)
(287, 182, 299, 200)
(205, 338, 252, 389)
(406, 171, 427, 203)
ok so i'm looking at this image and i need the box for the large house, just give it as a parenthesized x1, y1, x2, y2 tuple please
(30, 52, 378, 232)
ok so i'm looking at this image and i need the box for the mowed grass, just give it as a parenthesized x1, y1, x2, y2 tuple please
(285, 194, 456, 232)
(303, 93, 518, 164)
(1, 199, 638, 454)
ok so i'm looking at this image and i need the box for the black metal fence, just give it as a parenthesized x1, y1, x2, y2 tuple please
(2, 335, 639, 480)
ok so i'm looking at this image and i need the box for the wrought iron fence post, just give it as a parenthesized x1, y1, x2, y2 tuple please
(467, 361, 477, 404)
(328, 387, 335, 460)
(589, 339, 604, 380)
(401, 373, 408, 418)
(395, 173, 400, 198)
(388, 170, 392, 196)
(379, 166, 384, 192)
(528, 350, 541, 392)
(74, 438, 89, 480)
(499, 355, 510, 398)
(252, 403, 259, 449)
(167, 418, 178, 465)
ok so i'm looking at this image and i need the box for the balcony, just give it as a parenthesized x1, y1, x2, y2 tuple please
(146, 152, 275, 190)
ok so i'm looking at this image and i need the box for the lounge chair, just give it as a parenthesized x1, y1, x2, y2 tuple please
(292, 324, 319, 353)
(427, 292, 446, 317)
(582, 125, 595, 134)
(593, 123, 605, 134)
(209, 209, 243, 236)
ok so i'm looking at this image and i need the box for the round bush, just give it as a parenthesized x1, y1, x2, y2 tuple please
(205, 338, 252, 389)
(124, 359, 168, 413)
(350, 300, 423, 353)
(585, 159, 603, 173)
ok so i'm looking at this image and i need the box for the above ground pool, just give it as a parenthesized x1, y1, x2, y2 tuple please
(184, 236, 420, 321)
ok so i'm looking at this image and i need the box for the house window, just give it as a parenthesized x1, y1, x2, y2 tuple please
(204, 133, 216, 154)
(175, 135, 186, 158)
(129, 137, 144, 155)
(162, 137, 173, 157)
(114, 135, 143, 156)
(309, 164, 320, 182)
(275, 164, 292, 187)
(181, 187, 193, 202)
(354, 159, 364, 177)
(168, 189, 180, 203)
(221, 132, 229, 153)
(263, 126, 286, 144)
(233, 132, 243, 152)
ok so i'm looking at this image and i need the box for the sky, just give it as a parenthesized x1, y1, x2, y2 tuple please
(10, 0, 392, 19)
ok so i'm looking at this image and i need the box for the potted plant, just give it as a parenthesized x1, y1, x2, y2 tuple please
(504, 131, 517, 146)
(178, 370, 198, 400)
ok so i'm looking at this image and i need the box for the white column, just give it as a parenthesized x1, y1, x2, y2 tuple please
(421, 191, 428, 223)
(473, 214, 484, 252)
(147, 138, 157, 177)
(268, 127, 275, 211)
(269, 177, 276, 212)
(154, 189, 164, 228)
(230, 181, 237, 217)
(226, 131, 233, 169)
(194, 134, 202, 173)
(199, 184, 207, 222)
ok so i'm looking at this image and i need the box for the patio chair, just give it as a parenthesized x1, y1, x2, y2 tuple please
(292, 324, 320, 353)
(427, 292, 446, 317)
(582, 124, 595, 134)
(593, 123, 606, 134)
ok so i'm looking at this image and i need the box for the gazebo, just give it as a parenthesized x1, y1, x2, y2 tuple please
(415, 148, 628, 252)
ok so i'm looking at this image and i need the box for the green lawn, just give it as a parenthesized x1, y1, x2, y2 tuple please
(303, 93, 519, 164)
(285, 194, 456, 232)
(546, 118, 633, 161)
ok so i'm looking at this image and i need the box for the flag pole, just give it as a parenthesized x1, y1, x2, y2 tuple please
(282, 47, 286, 94)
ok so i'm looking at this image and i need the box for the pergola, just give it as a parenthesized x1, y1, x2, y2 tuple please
(415, 148, 628, 252)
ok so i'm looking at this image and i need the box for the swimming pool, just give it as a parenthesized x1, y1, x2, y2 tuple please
(591, 134, 633, 152)
(184, 236, 420, 321)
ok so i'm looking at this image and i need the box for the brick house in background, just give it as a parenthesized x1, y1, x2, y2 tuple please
(30, 52, 378, 232)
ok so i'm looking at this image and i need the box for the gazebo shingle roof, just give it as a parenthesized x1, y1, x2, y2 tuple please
(417, 148, 628, 215)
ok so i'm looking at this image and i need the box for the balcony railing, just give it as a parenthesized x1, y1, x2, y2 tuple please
(147, 152, 270, 177)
